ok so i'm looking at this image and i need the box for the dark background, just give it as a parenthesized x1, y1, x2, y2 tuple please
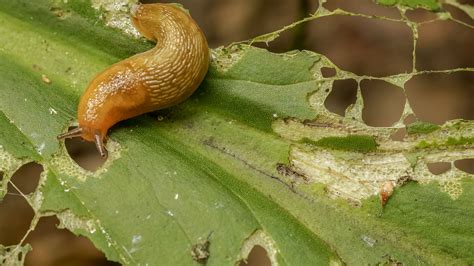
(1, 0, 473, 265)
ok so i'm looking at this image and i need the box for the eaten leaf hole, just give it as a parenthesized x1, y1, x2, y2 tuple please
(442, 4, 474, 26)
(427, 162, 452, 175)
(321, 67, 337, 78)
(239, 230, 277, 266)
(0, 245, 29, 265)
(24, 216, 120, 266)
(457, 0, 474, 5)
(417, 20, 474, 70)
(239, 245, 271, 266)
(403, 114, 418, 125)
(454, 159, 474, 174)
(0, 180, 35, 246)
(64, 135, 107, 172)
(405, 8, 439, 23)
(324, 79, 357, 116)
(0, 171, 3, 182)
(406, 72, 474, 124)
(361, 80, 405, 127)
(209, 0, 309, 52)
(10, 162, 43, 195)
(304, 15, 412, 76)
(390, 128, 406, 141)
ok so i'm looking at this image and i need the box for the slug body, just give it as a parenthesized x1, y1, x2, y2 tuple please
(58, 3, 209, 157)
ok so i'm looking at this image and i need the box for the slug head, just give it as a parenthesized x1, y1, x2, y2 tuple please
(131, 4, 162, 40)
(131, 3, 189, 41)
(57, 126, 108, 158)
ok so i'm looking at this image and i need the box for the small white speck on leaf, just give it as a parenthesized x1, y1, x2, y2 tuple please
(49, 107, 58, 115)
(37, 142, 46, 155)
(214, 202, 224, 209)
(362, 235, 376, 247)
(41, 74, 51, 84)
(132, 235, 142, 245)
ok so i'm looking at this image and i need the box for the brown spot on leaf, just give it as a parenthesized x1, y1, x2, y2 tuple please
(380, 181, 394, 207)
(41, 74, 51, 85)
(191, 234, 212, 264)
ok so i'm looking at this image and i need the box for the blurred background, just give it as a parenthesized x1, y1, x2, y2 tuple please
(1, 0, 473, 265)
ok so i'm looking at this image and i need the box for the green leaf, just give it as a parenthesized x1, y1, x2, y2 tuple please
(375, 0, 441, 10)
(407, 121, 441, 135)
(1, 0, 473, 265)
(0, 1, 334, 265)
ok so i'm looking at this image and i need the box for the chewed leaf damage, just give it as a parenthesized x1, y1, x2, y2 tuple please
(0, 0, 473, 265)
(239, 230, 279, 266)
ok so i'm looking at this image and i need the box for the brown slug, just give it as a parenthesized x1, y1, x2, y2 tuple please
(57, 3, 210, 158)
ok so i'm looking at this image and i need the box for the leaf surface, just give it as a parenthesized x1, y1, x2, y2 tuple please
(0, 0, 473, 265)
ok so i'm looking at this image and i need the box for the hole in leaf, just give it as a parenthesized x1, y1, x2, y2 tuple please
(321, 67, 337, 78)
(0, 181, 35, 246)
(0, 171, 3, 182)
(10, 162, 43, 195)
(405, 8, 438, 23)
(417, 20, 474, 70)
(161, 0, 309, 51)
(457, 0, 474, 5)
(24, 216, 120, 265)
(390, 128, 406, 141)
(361, 80, 405, 127)
(454, 159, 474, 174)
(406, 72, 474, 124)
(427, 162, 452, 175)
(64, 131, 107, 172)
(239, 245, 271, 266)
(324, 79, 358, 116)
(403, 114, 418, 125)
(443, 4, 474, 27)
(304, 15, 412, 76)
(253, 1, 320, 52)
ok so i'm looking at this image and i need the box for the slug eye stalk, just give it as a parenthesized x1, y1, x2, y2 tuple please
(57, 127, 82, 139)
(57, 127, 108, 159)
(94, 131, 108, 159)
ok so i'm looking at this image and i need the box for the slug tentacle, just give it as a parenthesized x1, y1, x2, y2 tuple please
(94, 132, 107, 159)
(57, 127, 83, 140)
(58, 3, 209, 156)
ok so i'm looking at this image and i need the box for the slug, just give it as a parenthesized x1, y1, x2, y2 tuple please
(57, 3, 210, 158)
